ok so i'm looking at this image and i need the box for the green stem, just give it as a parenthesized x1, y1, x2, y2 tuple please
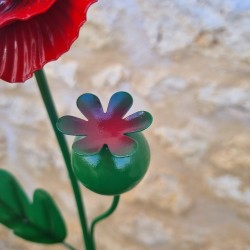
(34, 69, 93, 250)
(90, 196, 120, 249)
(63, 242, 78, 250)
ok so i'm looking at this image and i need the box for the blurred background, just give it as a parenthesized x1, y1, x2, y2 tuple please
(1, 0, 250, 249)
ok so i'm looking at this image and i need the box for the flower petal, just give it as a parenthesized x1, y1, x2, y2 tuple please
(0, 0, 97, 82)
(0, 0, 56, 28)
(107, 136, 137, 157)
(123, 111, 153, 133)
(57, 116, 88, 136)
(77, 93, 104, 120)
(73, 137, 103, 155)
(106, 92, 133, 118)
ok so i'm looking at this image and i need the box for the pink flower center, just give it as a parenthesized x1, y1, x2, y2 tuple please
(90, 117, 124, 141)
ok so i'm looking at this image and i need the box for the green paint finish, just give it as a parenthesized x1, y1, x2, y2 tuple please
(72, 132, 150, 195)
(35, 70, 93, 250)
(0, 169, 67, 244)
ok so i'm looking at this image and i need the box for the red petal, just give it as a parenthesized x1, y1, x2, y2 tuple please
(0, 0, 97, 83)
(107, 136, 137, 157)
(73, 136, 103, 155)
(123, 111, 153, 133)
(57, 115, 88, 136)
(106, 92, 133, 119)
(77, 93, 104, 120)
(0, 0, 56, 28)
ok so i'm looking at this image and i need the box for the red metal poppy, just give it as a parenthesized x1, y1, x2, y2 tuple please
(0, 0, 96, 83)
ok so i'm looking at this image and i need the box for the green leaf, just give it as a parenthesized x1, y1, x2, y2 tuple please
(0, 170, 30, 229)
(0, 169, 67, 244)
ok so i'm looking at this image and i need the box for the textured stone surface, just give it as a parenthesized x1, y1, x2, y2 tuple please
(0, 0, 250, 249)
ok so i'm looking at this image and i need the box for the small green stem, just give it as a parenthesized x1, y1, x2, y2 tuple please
(63, 242, 78, 250)
(34, 69, 93, 250)
(90, 196, 120, 249)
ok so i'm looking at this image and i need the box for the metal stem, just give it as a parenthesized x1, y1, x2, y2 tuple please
(34, 69, 93, 250)
(90, 195, 120, 249)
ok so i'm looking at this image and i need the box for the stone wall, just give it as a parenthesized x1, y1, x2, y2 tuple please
(0, 1, 250, 249)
